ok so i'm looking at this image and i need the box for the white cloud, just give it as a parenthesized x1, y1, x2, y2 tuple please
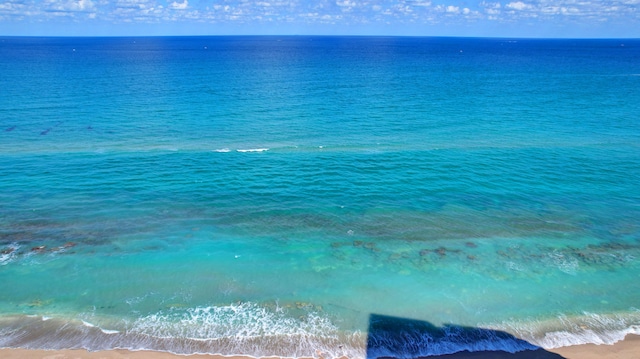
(433, 4, 461, 14)
(0, 1, 24, 12)
(506, 1, 534, 11)
(45, 0, 96, 13)
(336, 0, 355, 7)
(0, 0, 639, 35)
(115, 0, 152, 9)
(170, 0, 188, 10)
(406, 0, 432, 6)
(0, 1, 27, 20)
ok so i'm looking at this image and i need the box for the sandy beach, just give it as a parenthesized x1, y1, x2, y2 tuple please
(1, 334, 639, 359)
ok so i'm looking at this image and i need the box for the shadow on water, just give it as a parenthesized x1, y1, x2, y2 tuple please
(366, 314, 566, 359)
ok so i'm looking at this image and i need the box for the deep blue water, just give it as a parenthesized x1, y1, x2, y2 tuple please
(1, 36, 640, 357)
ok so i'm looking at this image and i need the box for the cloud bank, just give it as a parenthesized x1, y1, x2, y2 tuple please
(0, 0, 638, 36)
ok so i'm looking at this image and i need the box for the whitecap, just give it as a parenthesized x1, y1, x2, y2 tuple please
(505, 261, 525, 272)
(547, 251, 579, 275)
(122, 302, 364, 357)
(0, 243, 20, 266)
(213, 148, 231, 153)
(100, 328, 120, 334)
(81, 320, 96, 328)
(237, 148, 269, 153)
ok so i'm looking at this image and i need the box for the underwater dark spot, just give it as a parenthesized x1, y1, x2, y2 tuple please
(389, 253, 402, 261)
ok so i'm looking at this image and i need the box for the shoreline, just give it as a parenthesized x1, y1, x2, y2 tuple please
(1, 334, 640, 359)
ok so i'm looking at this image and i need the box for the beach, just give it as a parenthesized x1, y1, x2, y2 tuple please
(1, 334, 640, 358)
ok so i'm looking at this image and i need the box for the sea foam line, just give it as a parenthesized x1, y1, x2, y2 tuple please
(0, 304, 364, 359)
(2, 308, 640, 358)
(237, 148, 269, 153)
(488, 310, 640, 349)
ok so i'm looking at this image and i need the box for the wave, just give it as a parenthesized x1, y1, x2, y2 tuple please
(81, 320, 121, 334)
(236, 148, 269, 153)
(0, 243, 20, 266)
(0, 303, 363, 358)
(1, 306, 639, 358)
(488, 309, 640, 349)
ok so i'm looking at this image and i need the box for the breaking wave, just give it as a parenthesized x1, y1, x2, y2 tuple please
(1, 305, 639, 358)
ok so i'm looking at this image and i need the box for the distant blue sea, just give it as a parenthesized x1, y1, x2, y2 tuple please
(1, 36, 639, 358)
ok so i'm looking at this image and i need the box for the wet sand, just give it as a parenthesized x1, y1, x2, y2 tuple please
(1, 334, 639, 359)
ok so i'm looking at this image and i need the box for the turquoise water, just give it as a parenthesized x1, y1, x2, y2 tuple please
(1, 36, 640, 357)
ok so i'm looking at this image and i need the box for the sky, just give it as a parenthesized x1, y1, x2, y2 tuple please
(0, 0, 639, 38)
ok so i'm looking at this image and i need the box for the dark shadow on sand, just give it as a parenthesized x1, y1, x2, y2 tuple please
(366, 314, 566, 359)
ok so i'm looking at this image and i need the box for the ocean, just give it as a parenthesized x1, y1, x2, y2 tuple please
(1, 36, 639, 358)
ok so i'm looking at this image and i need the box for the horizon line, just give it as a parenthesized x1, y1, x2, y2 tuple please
(2, 34, 640, 40)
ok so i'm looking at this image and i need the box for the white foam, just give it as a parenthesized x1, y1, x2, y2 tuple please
(547, 250, 579, 275)
(100, 329, 121, 334)
(0, 243, 20, 266)
(538, 325, 640, 348)
(489, 310, 640, 349)
(121, 302, 365, 358)
(130, 302, 337, 339)
(213, 148, 231, 153)
(81, 320, 96, 328)
(4, 309, 640, 359)
(236, 148, 269, 153)
(81, 319, 120, 334)
(505, 261, 525, 272)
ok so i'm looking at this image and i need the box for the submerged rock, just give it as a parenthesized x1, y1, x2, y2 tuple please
(1, 247, 15, 255)
(388, 253, 402, 261)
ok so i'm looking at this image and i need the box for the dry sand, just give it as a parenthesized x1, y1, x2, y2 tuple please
(1, 334, 639, 359)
